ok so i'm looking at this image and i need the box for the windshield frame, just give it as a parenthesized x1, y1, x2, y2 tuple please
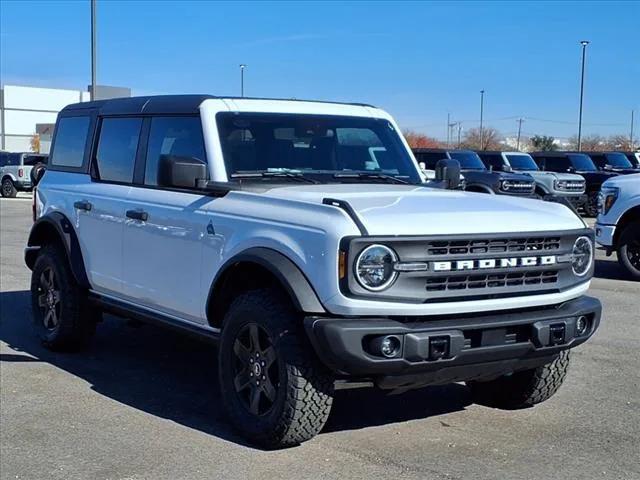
(215, 111, 422, 184)
(604, 152, 633, 169)
(449, 151, 487, 170)
(505, 154, 539, 171)
(568, 153, 598, 172)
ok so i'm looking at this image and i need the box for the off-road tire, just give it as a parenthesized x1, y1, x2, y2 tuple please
(617, 220, 640, 280)
(585, 191, 599, 217)
(1, 178, 17, 198)
(467, 350, 571, 409)
(30, 244, 97, 350)
(219, 288, 334, 449)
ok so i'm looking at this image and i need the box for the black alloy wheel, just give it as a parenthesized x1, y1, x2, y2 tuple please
(232, 323, 279, 416)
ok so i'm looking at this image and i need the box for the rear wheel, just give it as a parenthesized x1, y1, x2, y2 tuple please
(467, 351, 571, 409)
(1, 178, 17, 198)
(617, 220, 640, 280)
(219, 289, 334, 449)
(30, 244, 97, 350)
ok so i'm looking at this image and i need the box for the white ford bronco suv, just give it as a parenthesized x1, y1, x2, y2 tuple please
(25, 95, 601, 448)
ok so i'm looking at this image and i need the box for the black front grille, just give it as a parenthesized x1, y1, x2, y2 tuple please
(426, 237, 561, 256)
(502, 182, 535, 194)
(426, 270, 560, 292)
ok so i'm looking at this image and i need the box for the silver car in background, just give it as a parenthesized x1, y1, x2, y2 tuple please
(0, 152, 48, 197)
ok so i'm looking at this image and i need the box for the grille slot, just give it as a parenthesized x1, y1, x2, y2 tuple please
(425, 270, 559, 292)
(426, 237, 561, 256)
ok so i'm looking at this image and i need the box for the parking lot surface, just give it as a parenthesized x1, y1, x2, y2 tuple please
(1, 197, 639, 480)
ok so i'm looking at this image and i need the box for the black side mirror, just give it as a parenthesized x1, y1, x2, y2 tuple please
(157, 155, 208, 189)
(30, 163, 47, 186)
(435, 159, 461, 190)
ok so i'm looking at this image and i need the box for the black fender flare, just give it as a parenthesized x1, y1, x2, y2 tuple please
(207, 247, 326, 318)
(25, 212, 91, 289)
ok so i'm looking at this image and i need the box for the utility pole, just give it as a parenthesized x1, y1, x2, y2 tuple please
(479, 90, 485, 150)
(577, 40, 590, 151)
(90, 0, 97, 101)
(446, 113, 450, 147)
(457, 123, 462, 149)
(516, 117, 524, 151)
(239, 64, 247, 97)
(631, 110, 635, 150)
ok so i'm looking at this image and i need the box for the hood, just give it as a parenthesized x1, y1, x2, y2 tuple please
(523, 171, 583, 182)
(603, 167, 638, 175)
(579, 171, 619, 183)
(602, 172, 640, 189)
(461, 170, 531, 181)
(261, 184, 585, 236)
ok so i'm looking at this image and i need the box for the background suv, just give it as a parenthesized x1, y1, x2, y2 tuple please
(0, 151, 48, 197)
(413, 148, 535, 196)
(531, 151, 619, 216)
(580, 151, 638, 175)
(478, 151, 586, 210)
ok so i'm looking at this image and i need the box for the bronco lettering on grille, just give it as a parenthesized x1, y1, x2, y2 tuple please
(431, 256, 557, 272)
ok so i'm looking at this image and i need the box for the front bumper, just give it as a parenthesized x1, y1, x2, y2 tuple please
(595, 222, 615, 248)
(305, 295, 601, 387)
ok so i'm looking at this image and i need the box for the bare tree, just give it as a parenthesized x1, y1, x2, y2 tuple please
(606, 135, 634, 151)
(567, 134, 607, 151)
(461, 127, 502, 150)
(402, 129, 441, 148)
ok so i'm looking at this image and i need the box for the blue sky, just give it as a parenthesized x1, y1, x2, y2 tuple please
(1, 0, 638, 140)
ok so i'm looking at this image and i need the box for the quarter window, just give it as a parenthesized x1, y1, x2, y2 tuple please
(94, 117, 142, 183)
(50, 116, 91, 168)
(144, 116, 206, 186)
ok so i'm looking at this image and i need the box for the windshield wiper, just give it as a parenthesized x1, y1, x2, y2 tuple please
(332, 172, 410, 184)
(231, 171, 319, 184)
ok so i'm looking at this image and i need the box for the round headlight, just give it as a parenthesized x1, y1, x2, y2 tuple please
(572, 236, 593, 276)
(355, 244, 398, 291)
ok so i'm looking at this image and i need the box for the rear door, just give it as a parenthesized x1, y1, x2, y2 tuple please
(121, 115, 210, 323)
(74, 115, 143, 296)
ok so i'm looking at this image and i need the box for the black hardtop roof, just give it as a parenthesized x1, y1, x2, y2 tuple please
(60, 94, 375, 116)
(530, 151, 586, 157)
(412, 148, 476, 154)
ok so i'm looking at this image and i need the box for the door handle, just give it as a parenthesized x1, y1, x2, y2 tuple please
(126, 209, 148, 222)
(74, 200, 92, 211)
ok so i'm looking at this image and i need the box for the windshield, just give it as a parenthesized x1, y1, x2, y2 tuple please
(505, 154, 539, 171)
(568, 154, 597, 172)
(449, 151, 486, 170)
(216, 113, 421, 183)
(605, 153, 633, 168)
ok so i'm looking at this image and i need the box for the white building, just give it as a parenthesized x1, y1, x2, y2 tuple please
(0, 84, 130, 153)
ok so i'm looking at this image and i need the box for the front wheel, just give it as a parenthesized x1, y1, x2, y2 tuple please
(467, 351, 571, 409)
(1, 178, 17, 198)
(218, 289, 334, 449)
(617, 220, 640, 280)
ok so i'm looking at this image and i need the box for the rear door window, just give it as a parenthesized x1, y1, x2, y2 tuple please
(50, 116, 91, 168)
(144, 116, 206, 186)
(94, 117, 142, 183)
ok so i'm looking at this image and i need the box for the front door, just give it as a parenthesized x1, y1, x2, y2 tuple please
(121, 116, 211, 324)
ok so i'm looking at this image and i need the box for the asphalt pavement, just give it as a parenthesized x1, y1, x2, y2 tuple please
(1, 196, 638, 480)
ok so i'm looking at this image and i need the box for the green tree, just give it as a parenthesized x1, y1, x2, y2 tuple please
(530, 135, 556, 151)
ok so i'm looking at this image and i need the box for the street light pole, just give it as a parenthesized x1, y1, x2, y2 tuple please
(479, 90, 485, 150)
(90, 0, 97, 101)
(239, 64, 247, 97)
(516, 117, 524, 151)
(577, 40, 590, 151)
(630, 110, 635, 150)
(446, 113, 450, 147)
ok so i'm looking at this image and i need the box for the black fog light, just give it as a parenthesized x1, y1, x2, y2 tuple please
(370, 335, 402, 358)
(576, 315, 589, 336)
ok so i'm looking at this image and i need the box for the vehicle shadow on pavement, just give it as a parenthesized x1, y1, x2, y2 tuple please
(594, 259, 629, 281)
(0, 290, 471, 447)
